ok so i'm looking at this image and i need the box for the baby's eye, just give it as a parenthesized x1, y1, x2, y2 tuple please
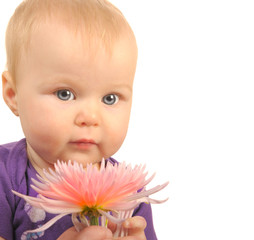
(56, 89, 75, 101)
(102, 94, 119, 105)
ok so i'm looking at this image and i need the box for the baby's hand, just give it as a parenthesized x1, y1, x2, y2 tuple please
(57, 225, 113, 240)
(109, 216, 147, 240)
(58, 216, 146, 240)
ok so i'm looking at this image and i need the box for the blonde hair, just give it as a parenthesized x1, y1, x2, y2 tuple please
(5, 0, 135, 81)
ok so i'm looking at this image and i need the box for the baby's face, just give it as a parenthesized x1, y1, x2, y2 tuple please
(14, 20, 137, 170)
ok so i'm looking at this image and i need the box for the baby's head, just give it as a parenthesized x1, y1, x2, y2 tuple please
(5, 0, 137, 81)
(2, 0, 138, 173)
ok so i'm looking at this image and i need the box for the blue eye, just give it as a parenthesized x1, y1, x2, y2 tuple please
(102, 94, 119, 105)
(56, 89, 75, 101)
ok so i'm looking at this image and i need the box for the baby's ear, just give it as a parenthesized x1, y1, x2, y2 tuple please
(2, 71, 19, 116)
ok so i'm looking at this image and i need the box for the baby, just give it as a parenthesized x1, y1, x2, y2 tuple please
(0, 0, 157, 239)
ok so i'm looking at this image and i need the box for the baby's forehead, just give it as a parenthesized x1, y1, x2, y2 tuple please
(25, 16, 137, 64)
(28, 17, 137, 61)
(16, 13, 137, 85)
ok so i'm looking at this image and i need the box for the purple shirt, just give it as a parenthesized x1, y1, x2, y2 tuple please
(0, 139, 157, 240)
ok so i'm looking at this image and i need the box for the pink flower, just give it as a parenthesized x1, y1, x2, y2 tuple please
(13, 159, 168, 236)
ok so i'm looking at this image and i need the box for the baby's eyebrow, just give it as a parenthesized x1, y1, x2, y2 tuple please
(40, 75, 78, 85)
(110, 84, 132, 93)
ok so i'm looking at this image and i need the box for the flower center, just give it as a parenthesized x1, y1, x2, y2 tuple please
(82, 206, 102, 225)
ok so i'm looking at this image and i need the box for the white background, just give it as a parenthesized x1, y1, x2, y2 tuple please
(1, 1, 254, 239)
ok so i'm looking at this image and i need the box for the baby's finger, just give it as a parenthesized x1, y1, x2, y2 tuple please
(76, 226, 113, 240)
(123, 216, 147, 238)
(58, 226, 113, 240)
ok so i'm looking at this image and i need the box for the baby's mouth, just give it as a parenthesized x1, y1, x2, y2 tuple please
(70, 139, 97, 150)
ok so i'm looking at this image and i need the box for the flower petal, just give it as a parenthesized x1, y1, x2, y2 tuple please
(25, 213, 69, 233)
(97, 209, 125, 224)
(12, 190, 45, 208)
(72, 213, 88, 232)
(123, 181, 169, 201)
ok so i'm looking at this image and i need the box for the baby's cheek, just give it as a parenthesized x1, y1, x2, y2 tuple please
(104, 128, 128, 156)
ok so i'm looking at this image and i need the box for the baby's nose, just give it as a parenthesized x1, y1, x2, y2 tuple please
(74, 104, 100, 127)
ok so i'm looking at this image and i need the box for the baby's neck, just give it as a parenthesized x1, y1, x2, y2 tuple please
(26, 143, 54, 179)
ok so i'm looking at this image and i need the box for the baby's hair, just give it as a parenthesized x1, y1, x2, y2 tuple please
(5, 0, 134, 82)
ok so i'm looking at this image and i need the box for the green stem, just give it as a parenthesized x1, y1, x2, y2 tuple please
(90, 216, 99, 226)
